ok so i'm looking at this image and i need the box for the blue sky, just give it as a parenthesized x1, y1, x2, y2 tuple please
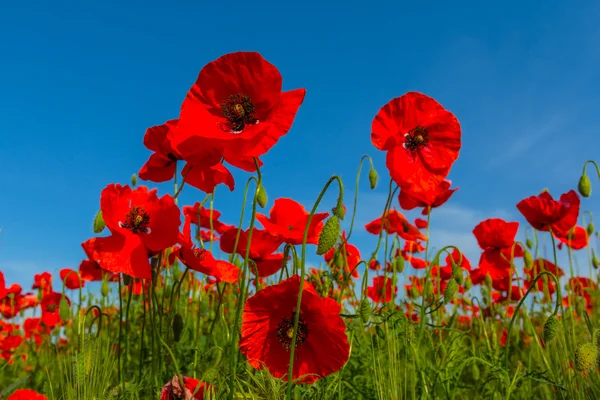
(1, 0, 599, 290)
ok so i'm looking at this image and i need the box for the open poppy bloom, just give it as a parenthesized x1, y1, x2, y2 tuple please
(324, 232, 361, 278)
(240, 275, 350, 384)
(183, 203, 233, 236)
(6, 389, 48, 400)
(138, 119, 183, 183)
(160, 375, 215, 400)
(256, 198, 329, 245)
(220, 227, 285, 277)
(398, 180, 458, 215)
(32, 272, 52, 294)
(59, 269, 83, 290)
(79, 259, 112, 282)
(516, 190, 580, 237)
(371, 92, 461, 193)
(82, 185, 181, 279)
(365, 209, 427, 242)
(367, 276, 397, 303)
(40, 292, 70, 327)
(170, 51, 306, 161)
(554, 225, 588, 250)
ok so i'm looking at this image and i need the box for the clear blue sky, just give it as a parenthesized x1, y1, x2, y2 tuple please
(1, 0, 599, 288)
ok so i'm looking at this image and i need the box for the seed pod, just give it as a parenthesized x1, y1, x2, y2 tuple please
(101, 280, 110, 297)
(452, 264, 464, 285)
(464, 276, 472, 291)
(444, 279, 457, 304)
(587, 223, 595, 236)
(131, 173, 137, 187)
(526, 238, 533, 249)
(368, 167, 378, 190)
(574, 342, 597, 372)
(523, 249, 533, 270)
(317, 216, 340, 255)
(395, 256, 405, 274)
(172, 313, 184, 342)
(542, 315, 559, 344)
(578, 173, 591, 198)
(334, 251, 344, 269)
(359, 298, 371, 324)
(256, 185, 267, 208)
(593, 250, 599, 269)
(93, 209, 106, 233)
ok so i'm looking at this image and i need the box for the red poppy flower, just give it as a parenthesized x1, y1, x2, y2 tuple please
(24, 318, 49, 346)
(569, 277, 596, 296)
(524, 259, 564, 294)
(400, 240, 426, 258)
(434, 249, 471, 280)
(183, 203, 232, 235)
(256, 198, 329, 245)
(79, 260, 112, 282)
(160, 375, 215, 400)
(240, 275, 350, 383)
(6, 389, 48, 400)
(367, 276, 397, 303)
(40, 292, 70, 327)
(220, 227, 285, 277)
(368, 260, 381, 271)
(171, 218, 239, 283)
(138, 119, 183, 183)
(365, 209, 427, 242)
(372, 92, 461, 192)
(473, 218, 520, 250)
(414, 218, 428, 229)
(398, 180, 459, 214)
(324, 232, 361, 278)
(555, 225, 588, 250)
(181, 161, 236, 194)
(32, 272, 52, 294)
(0, 271, 7, 300)
(516, 190, 580, 236)
(59, 269, 83, 290)
(171, 52, 306, 161)
(82, 185, 180, 279)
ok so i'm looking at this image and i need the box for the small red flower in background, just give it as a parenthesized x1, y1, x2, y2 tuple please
(24, 318, 49, 346)
(398, 180, 458, 215)
(0, 271, 7, 300)
(516, 190, 580, 236)
(414, 218, 428, 229)
(160, 375, 215, 400)
(59, 269, 84, 290)
(6, 389, 48, 400)
(181, 161, 236, 194)
(555, 225, 588, 250)
(367, 276, 397, 303)
(32, 272, 52, 294)
(240, 275, 350, 384)
(40, 292, 70, 327)
(171, 51, 306, 162)
(220, 227, 285, 277)
(365, 209, 427, 242)
(256, 198, 329, 245)
(79, 260, 112, 282)
(324, 232, 361, 278)
(83, 184, 180, 279)
(138, 119, 183, 183)
(371, 92, 461, 193)
(183, 203, 233, 236)
(432, 249, 471, 281)
(524, 259, 564, 296)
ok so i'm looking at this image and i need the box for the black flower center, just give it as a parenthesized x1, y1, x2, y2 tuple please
(47, 304, 57, 313)
(403, 126, 429, 152)
(221, 93, 258, 133)
(119, 206, 151, 234)
(276, 312, 308, 350)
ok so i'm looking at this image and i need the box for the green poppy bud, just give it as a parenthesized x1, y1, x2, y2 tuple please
(93, 210, 105, 234)
(452, 264, 464, 285)
(587, 223, 595, 236)
(578, 173, 591, 198)
(574, 342, 597, 372)
(131, 173, 137, 187)
(395, 256, 405, 274)
(526, 238, 533, 249)
(485, 273, 492, 288)
(317, 216, 340, 255)
(59, 296, 70, 321)
(464, 276, 472, 291)
(444, 279, 457, 304)
(368, 167, 378, 190)
(542, 315, 559, 344)
(101, 280, 110, 297)
(593, 250, 599, 269)
(172, 313, 184, 342)
(410, 285, 420, 299)
(256, 185, 267, 208)
(359, 298, 371, 324)
(523, 249, 533, 270)
(122, 274, 132, 286)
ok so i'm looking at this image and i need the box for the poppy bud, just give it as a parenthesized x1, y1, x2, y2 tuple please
(452, 265, 463, 285)
(593, 328, 600, 348)
(410, 285, 420, 299)
(333, 251, 344, 269)
(122, 274, 132, 286)
(469, 363, 480, 382)
(172, 313, 184, 342)
(395, 256, 405, 274)
(438, 343, 447, 358)
(256, 185, 267, 208)
(333, 202, 346, 220)
(587, 223, 595, 236)
(485, 274, 492, 288)
(526, 238, 533, 249)
(444, 279, 457, 304)
(59, 296, 70, 321)
(131, 173, 137, 187)
(574, 342, 597, 372)
(578, 173, 592, 198)
(317, 216, 340, 256)
(93, 210, 106, 233)
(542, 315, 559, 344)
(101, 280, 110, 297)
(425, 281, 434, 298)
(523, 249, 533, 270)
(575, 300, 585, 318)
(359, 298, 371, 324)
(593, 250, 599, 269)
(368, 167, 378, 190)
(464, 277, 472, 291)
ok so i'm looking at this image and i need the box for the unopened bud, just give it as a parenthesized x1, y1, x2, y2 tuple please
(395, 256, 405, 274)
(587, 223, 595, 236)
(93, 210, 106, 233)
(59, 296, 70, 321)
(256, 185, 267, 208)
(410, 286, 419, 299)
(578, 174, 591, 198)
(172, 313, 184, 342)
(526, 238, 533, 249)
(317, 216, 340, 256)
(523, 249, 533, 270)
(593, 250, 599, 269)
(464, 277, 472, 291)
(368, 167, 378, 190)
(131, 173, 137, 187)
(485, 274, 493, 288)
(574, 342, 597, 372)
(101, 280, 110, 297)
(122, 274, 132, 286)
(359, 298, 371, 324)
(452, 265, 463, 285)
(444, 279, 457, 304)
(542, 315, 559, 344)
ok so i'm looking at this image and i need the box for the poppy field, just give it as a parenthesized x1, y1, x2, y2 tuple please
(2, 51, 600, 400)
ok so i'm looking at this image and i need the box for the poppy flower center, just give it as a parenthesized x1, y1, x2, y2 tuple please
(403, 126, 429, 152)
(221, 93, 258, 133)
(119, 206, 151, 234)
(276, 312, 308, 350)
(46, 304, 57, 313)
